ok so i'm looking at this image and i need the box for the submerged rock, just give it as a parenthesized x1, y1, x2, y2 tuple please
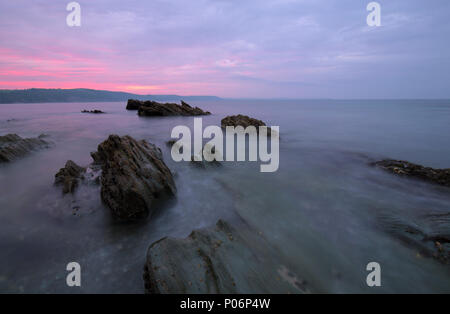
(0, 134, 49, 163)
(190, 145, 222, 169)
(54, 160, 86, 194)
(144, 220, 311, 294)
(81, 109, 105, 114)
(378, 211, 450, 264)
(130, 100, 210, 116)
(373, 159, 450, 187)
(190, 155, 222, 169)
(91, 135, 176, 220)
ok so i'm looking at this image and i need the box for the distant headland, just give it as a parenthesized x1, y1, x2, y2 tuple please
(0, 88, 221, 104)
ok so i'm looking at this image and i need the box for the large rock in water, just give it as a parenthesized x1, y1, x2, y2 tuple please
(373, 159, 450, 187)
(129, 100, 210, 116)
(91, 135, 176, 220)
(144, 220, 311, 294)
(0, 134, 49, 163)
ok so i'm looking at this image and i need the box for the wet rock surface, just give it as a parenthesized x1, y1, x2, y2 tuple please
(128, 99, 210, 116)
(0, 134, 50, 163)
(91, 135, 176, 220)
(378, 211, 450, 264)
(54, 160, 86, 194)
(144, 220, 310, 294)
(373, 159, 450, 187)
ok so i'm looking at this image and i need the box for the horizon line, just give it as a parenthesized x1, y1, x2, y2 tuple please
(1, 88, 449, 101)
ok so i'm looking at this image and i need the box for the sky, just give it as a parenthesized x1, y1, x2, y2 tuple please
(0, 0, 449, 98)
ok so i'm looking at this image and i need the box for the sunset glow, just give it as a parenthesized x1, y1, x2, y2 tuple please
(1, 1, 449, 98)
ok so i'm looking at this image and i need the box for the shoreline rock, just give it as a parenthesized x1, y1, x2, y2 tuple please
(372, 159, 450, 187)
(0, 134, 50, 163)
(92, 135, 176, 220)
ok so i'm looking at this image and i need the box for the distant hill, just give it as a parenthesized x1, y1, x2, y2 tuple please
(0, 88, 221, 104)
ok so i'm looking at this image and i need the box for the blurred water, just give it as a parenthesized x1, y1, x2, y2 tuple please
(0, 99, 449, 293)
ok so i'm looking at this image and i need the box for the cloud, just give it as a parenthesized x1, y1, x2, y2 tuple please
(0, 0, 449, 98)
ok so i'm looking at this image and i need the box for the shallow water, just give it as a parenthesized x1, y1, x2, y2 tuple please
(0, 99, 449, 293)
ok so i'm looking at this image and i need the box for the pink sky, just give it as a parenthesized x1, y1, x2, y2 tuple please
(1, 1, 449, 98)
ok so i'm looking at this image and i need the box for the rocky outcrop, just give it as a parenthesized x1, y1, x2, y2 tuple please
(126, 99, 143, 110)
(91, 135, 176, 220)
(373, 159, 450, 187)
(0, 134, 49, 163)
(144, 220, 310, 294)
(221, 114, 273, 135)
(130, 100, 210, 116)
(81, 109, 105, 114)
(55, 160, 86, 194)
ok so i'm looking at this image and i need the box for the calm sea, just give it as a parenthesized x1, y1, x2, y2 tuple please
(0, 99, 449, 293)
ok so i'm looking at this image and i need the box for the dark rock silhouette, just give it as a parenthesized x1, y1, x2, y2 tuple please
(126, 99, 142, 110)
(126, 99, 210, 116)
(81, 109, 105, 114)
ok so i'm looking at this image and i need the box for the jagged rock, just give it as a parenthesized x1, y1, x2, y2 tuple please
(144, 220, 310, 294)
(54, 160, 86, 194)
(81, 109, 105, 114)
(373, 159, 450, 187)
(91, 135, 176, 220)
(129, 100, 210, 116)
(0, 134, 49, 163)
